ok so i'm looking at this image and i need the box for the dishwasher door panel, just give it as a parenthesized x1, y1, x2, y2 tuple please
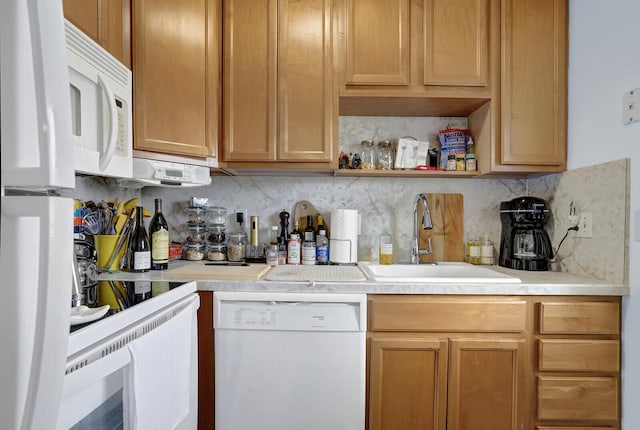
(214, 292, 366, 430)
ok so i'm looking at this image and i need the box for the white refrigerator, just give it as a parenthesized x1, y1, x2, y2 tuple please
(0, 0, 76, 428)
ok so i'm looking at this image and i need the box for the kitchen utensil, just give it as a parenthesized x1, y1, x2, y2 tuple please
(83, 211, 103, 235)
(108, 280, 129, 310)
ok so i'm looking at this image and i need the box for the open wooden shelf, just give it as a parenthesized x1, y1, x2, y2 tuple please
(333, 169, 479, 178)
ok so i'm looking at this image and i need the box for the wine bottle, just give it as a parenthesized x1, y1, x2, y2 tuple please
(149, 198, 169, 270)
(303, 215, 315, 242)
(128, 206, 151, 272)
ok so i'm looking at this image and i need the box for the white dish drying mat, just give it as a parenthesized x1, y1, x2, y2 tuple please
(264, 265, 366, 282)
(123, 300, 196, 430)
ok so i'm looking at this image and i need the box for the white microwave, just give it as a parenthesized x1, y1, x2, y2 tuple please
(65, 20, 132, 178)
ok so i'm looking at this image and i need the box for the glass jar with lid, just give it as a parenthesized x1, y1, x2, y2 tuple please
(360, 140, 377, 170)
(227, 232, 247, 262)
(376, 140, 394, 170)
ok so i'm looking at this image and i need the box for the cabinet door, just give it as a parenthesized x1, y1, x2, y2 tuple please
(278, 0, 334, 162)
(345, 0, 410, 85)
(63, 0, 131, 68)
(423, 0, 489, 86)
(369, 336, 447, 430)
(448, 338, 527, 430)
(500, 0, 567, 166)
(133, 0, 218, 158)
(222, 0, 277, 161)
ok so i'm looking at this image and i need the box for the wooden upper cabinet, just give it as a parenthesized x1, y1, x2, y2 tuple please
(345, 0, 410, 85)
(133, 0, 219, 158)
(423, 0, 489, 87)
(339, 0, 497, 117)
(500, 0, 567, 167)
(223, 0, 277, 161)
(222, 0, 335, 166)
(63, 0, 131, 68)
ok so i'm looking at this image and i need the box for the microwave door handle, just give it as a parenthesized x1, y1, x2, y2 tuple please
(97, 74, 118, 171)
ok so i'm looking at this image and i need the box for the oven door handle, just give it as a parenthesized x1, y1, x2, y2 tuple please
(62, 347, 131, 397)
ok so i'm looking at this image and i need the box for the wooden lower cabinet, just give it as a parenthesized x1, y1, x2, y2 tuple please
(366, 295, 621, 430)
(535, 297, 621, 429)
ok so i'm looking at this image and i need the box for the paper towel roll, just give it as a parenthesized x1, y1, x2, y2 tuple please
(329, 209, 359, 264)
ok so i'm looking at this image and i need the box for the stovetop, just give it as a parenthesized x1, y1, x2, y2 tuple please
(67, 280, 197, 357)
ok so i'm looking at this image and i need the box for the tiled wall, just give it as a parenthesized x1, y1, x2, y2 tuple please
(528, 158, 629, 284)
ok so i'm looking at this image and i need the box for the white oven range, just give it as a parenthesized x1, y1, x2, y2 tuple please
(59, 280, 199, 430)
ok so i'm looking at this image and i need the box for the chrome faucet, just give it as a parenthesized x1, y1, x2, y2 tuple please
(411, 193, 433, 264)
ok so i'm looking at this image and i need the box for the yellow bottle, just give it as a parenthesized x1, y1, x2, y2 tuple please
(379, 232, 393, 265)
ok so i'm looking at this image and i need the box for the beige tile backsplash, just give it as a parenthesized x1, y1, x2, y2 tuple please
(71, 153, 629, 285)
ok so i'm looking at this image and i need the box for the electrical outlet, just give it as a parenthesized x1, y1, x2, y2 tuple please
(623, 88, 640, 125)
(576, 212, 593, 238)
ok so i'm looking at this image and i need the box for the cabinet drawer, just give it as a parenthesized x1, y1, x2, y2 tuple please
(537, 427, 613, 430)
(538, 376, 618, 421)
(369, 297, 526, 332)
(536, 426, 617, 430)
(538, 339, 620, 372)
(539, 302, 619, 335)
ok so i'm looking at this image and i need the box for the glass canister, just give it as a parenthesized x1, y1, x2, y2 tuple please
(360, 140, 377, 169)
(376, 140, 394, 170)
(227, 232, 247, 262)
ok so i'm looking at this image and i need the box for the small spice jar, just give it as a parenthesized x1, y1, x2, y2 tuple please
(227, 233, 247, 262)
(456, 154, 466, 171)
(465, 153, 477, 171)
(376, 140, 394, 170)
(446, 154, 457, 171)
(360, 140, 377, 169)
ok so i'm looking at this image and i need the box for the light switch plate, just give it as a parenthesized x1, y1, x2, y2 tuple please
(623, 88, 640, 125)
(635, 210, 640, 242)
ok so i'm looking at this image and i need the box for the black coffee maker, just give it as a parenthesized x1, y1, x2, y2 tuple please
(499, 196, 553, 271)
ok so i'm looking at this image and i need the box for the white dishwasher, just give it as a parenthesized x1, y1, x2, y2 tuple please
(213, 291, 366, 430)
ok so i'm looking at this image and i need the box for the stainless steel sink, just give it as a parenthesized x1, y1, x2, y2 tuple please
(358, 261, 521, 283)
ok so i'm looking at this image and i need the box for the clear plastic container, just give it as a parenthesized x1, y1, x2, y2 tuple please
(185, 207, 208, 226)
(206, 243, 227, 261)
(185, 225, 206, 243)
(207, 206, 227, 225)
(184, 243, 205, 261)
(206, 225, 226, 243)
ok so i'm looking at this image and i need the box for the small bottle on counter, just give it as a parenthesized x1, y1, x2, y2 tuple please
(287, 233, 301, 265)
(316, 230, 329, 265)
(379, 231, 393, 265)
(467, 236, 482, 264)
(480, 234, 495, 265)
(266, 226, 279, 266)
(302, 215, 317, 265)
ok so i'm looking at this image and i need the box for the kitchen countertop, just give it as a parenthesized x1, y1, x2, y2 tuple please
(99, 260, 629, 296)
